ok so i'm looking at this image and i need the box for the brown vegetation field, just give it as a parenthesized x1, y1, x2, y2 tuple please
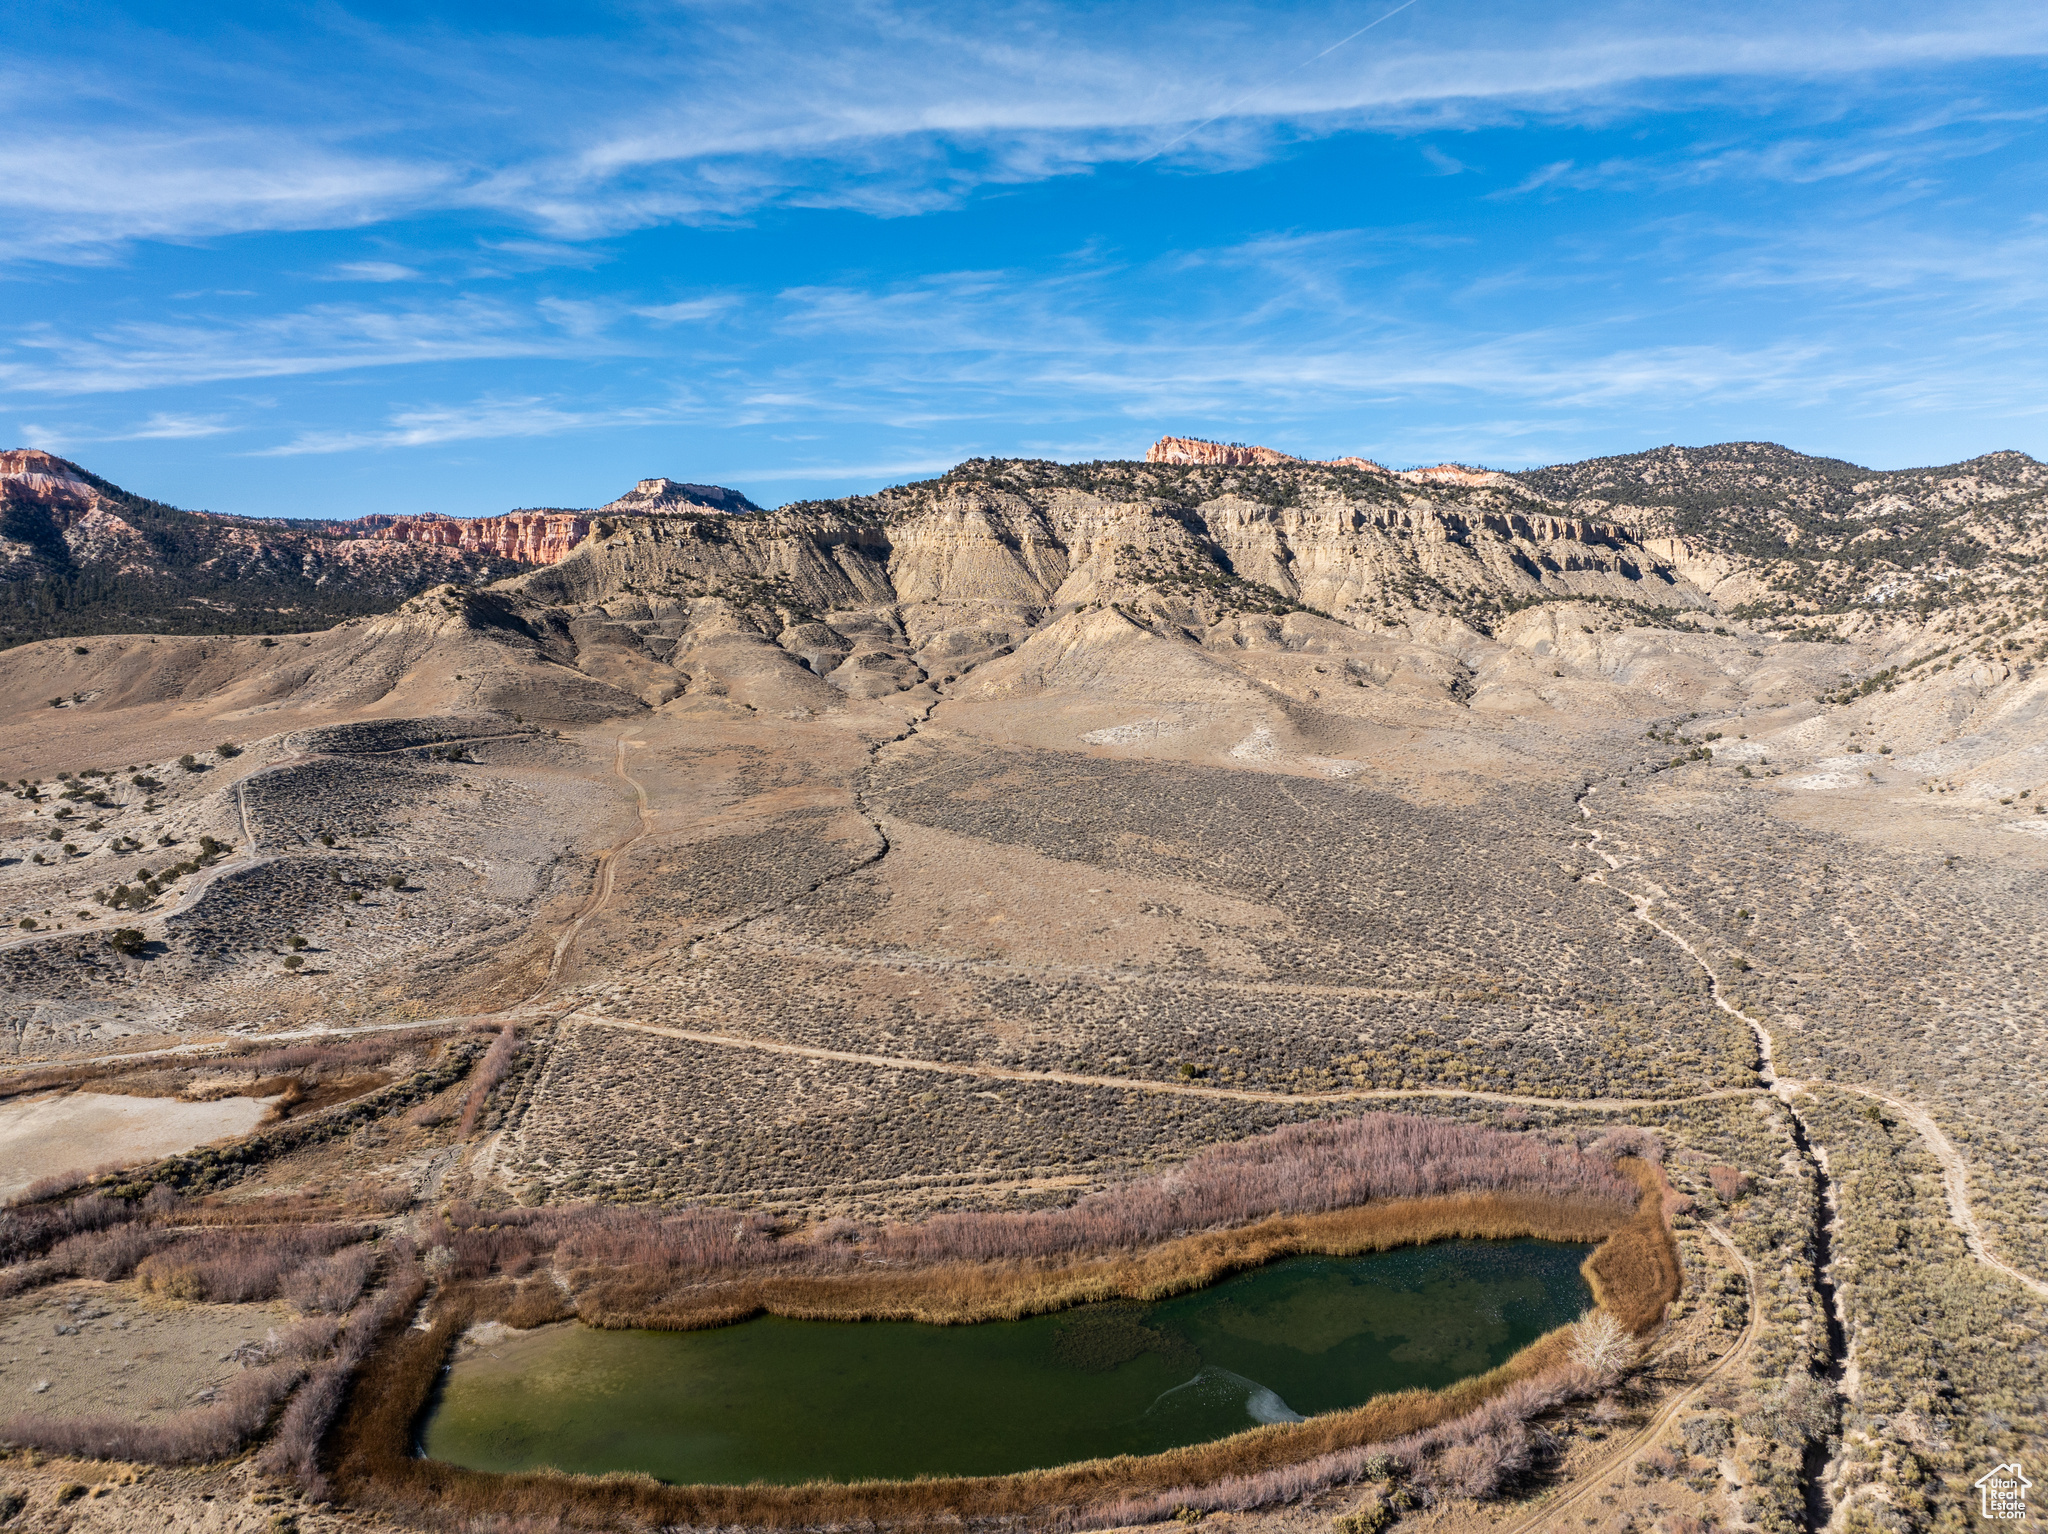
(2, 445, 2044, 1532)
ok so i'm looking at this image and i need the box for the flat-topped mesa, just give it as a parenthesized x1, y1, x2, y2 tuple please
(1145, 435, 1392, 474)
(599, 477, 761, 516)
(350, 477, 761, 565)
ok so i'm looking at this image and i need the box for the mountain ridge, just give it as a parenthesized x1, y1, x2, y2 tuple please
(0, 450, 759, 646)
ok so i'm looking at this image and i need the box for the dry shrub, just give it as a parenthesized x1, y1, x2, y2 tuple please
(1432, 1425, 1538, 1500)
(1707, 1164, 1748, 1201)
(134, 1223, 372, 1304)
(260, 1240, 424, 1496)
(0, 1192, 131, 1264)
(343, 1179, 417, 1215)
(1633, 1445, 1683, 1482)
(0, 1360, 303, 1463)
(405, 1100, 453, 1128)
(251, 1036, 419, 1076)
(457, 1026, 520, 1137)
(282, 1245, 377, 1314)
(1587, 1126, 1665, 1165)
(1567, 1310, 1635, 1384)
(12, 1168, 106, 1206)
(50, 1223, 166, 1280)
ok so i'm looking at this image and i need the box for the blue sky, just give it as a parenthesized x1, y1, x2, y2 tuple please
(5, 0, 2047, 517)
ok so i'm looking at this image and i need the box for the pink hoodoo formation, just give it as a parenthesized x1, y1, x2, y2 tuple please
(1145, 436, 1516, 485)
(1402, 463, 1516, 488)
(1145, 436, 1306, 468)
(1146, 435, 1393, 474)
(352, 512, 592, 566)
(1, 449, 99, 518)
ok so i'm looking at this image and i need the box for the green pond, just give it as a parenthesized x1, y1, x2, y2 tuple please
(420, 1238, 1591, 1485)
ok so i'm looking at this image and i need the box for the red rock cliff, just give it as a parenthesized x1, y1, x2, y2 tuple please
(1, 449, 100, 520)
(1145, 436, 1391, 474)
(352, 511, 591, 565)
(1146, 436, 1302, 468)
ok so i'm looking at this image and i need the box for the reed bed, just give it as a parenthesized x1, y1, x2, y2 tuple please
(576, 1190, 1632, 1331)
(261, 1238, 424, 1497)
(135, 1223, 374, 1305)
(430, 1111, 1639, 1327)
(327, 1116, 1677, 1529)
(456, 1025, 520, 1137)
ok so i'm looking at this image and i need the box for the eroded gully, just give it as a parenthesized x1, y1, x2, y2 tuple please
(1582, 795, 1851, 1529)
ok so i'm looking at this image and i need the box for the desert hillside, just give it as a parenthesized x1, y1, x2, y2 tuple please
(0, 451, 758, 644)
(0, 435, 2042, 1534)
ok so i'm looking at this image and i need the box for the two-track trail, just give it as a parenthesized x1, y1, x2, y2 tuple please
(540, 728, 650, 992)
(1493, 1224, 1761, 1534)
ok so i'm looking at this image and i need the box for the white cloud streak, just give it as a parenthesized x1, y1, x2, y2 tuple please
(0, 297, 614, 394)
(4, 2, 2045, 259)
(251, 396, 693, 456)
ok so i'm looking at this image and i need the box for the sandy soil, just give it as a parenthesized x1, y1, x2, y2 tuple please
(0, 1093, 275, 1201)
(0, 1280, 287, 1425)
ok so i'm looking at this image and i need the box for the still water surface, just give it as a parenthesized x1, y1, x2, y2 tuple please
(422, 1238, 1591, 1485)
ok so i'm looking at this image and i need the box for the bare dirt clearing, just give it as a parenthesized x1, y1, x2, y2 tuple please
(0, 1280, 285, 1426)
(0, 1094, 275, 1202)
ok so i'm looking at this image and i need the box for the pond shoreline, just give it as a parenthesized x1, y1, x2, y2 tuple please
(331, 1160, 1679, 1527)
(421, 1240, 1598, 1486)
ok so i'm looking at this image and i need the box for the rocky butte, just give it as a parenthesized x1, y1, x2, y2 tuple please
(350, 478, 764, 565)
(1145, 433, 1513, 485)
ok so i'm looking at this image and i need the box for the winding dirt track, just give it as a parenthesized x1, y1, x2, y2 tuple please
(578, 1015, 1756, 1113)
(1580, 800, 2047, 1298)
(1493, 1223, 1761, 1534)
(540, 728, 648, 990)
(1809, 1081, 2048, 1300)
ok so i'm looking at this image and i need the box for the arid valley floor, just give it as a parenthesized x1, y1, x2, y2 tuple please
(0, 440, 2043, 1534)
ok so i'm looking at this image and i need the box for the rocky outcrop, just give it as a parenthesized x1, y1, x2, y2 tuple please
(1145, 436, 1392, 474)
(1, 449, 99, 517)
(351, 511, 593, 565)
(345, 478, 761, 565)
(1400, 463, 1515, 488)
(1146, 437, 1303, 468)
(597, 478, 760, 516)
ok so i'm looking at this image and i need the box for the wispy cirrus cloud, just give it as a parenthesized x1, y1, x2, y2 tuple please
(251, 395, 689, 456)
(4, 2, 2046, 261)
(327, 261, 421, 282)
(0, 297, 611, 394)
(113, 411, 239, 440)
